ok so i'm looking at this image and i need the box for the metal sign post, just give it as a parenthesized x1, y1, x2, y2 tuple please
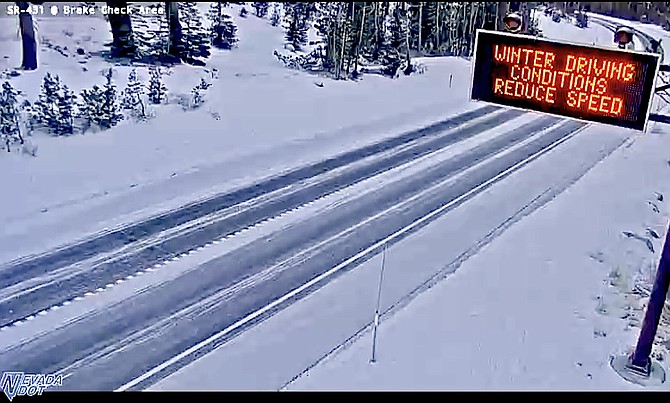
(370, 244, 388, 364)
(611, 225, 670, 386)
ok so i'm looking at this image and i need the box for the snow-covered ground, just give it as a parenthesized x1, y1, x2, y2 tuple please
(0, 4, 476, 264)
(537, 10, 625, 49)
(2, 4, 669, 391)
(281, 16, 670, 391)
(147, 13, 670, 391)
(285, 121, 670, 390)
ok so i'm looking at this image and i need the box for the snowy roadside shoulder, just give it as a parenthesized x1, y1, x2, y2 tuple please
(285, 124, 670, 391)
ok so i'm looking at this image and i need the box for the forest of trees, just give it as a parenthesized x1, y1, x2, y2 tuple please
(11, 2, 543, 79)
(100, 2, 527, 79)
(2, 2, 546, 153)
(277, 2, 513, 79)
(15, 2, 670, 79)
(6, 1, 670, 154)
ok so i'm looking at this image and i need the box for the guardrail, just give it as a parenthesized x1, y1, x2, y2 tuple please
(588, 15, 666, 62)
(588, 16, 670, 117)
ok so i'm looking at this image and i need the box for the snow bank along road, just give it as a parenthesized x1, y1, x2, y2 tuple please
(0, 104, 629, 390)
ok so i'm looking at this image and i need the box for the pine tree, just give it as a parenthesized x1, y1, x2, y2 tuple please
(121, 69, 147, 120)
(149, 8, 172, 61)
(284, 2, 309, 51)
(252, 2, 269, 18)
(130, 8, 166, 60)
(190, 78, 212, 109)
(178, 2, 212, 65)
(0, 81, 22, 152)
(99, 68, 124, 130)
(420, 2, 439, 53)
(147, 67, 168, 105)
(19, 99, 38, 137)
(78, 85, 104, 134)
(270, 3, 281, 26)
(208, 2, 238, 50)
(34, 73, 62, 134)
(56, 84, 76, 135)
(239, 7, 248, 18)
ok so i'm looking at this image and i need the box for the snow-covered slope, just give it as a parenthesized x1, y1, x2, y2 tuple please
(0, 4, 474, 263)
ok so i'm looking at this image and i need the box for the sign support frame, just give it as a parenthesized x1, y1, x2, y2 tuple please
(610, 225, 670, 386)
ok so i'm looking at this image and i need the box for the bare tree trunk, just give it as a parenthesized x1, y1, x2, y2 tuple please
(497, 1, 509, 31)
(469, 2, 479, 55)
(166, 2, 183, 60)
(16, 2, 37, 70)
(345, 3, 354, 76)
(403, 2, 412, 74)
(374, 2, 379, 59)
(435, 3, 441, 52)
(520, 2, 530, 34)
(354, 3, 367, 75)
(418, 2, 423, 54)
(335, 4, 345, 79)
(106, 1, 135, 58)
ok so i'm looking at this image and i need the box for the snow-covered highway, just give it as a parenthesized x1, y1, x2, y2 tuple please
(1, 4, 663, 392)
(0, 105, 605, 390)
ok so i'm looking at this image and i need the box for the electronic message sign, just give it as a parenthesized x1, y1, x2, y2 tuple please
(470, 30, 660, 131)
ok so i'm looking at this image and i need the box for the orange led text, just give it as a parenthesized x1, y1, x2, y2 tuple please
(492, 44, 640, 117)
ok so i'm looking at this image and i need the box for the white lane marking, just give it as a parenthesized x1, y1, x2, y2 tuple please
(0, 113, 546, 331)
(115, 121, 588, 392)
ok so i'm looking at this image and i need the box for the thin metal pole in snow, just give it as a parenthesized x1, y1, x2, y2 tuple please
(370, 244, 388, 364)
(611, 224, 669, 385)
(630, 225, 670, 370)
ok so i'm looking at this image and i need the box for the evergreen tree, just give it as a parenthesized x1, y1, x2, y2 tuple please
(19, 99, 38, 137)
(147, 67, 168, 105)
(178, 2, 212, 65)
(56, 84, 76, 135)
(121, 69, 147, 120)
(270, 3, 281, 26)
(190, 78, 212, 109)
(239, 7, 248, 18)
(99, 68, 124, 129)
(166, 2, 185, 60)
(420, 2, 439, 53)
(0, 81, 22, 152)
(278, 2, 497, 78)
(78, 85, 104, 134)
(130, 9, 164, 60)
(208, 2, 238, 49)
(149, 8, 172, 61)
(252, 2, 269, 18)
(34, 73, 62, 134)
(284, 2, 309, 51)
(313, 2, 339, 71)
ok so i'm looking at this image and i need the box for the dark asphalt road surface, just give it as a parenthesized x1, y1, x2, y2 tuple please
(0, 106, 499, 289)
(0, 108, 526, 327)
(0, 116, 586, 391)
